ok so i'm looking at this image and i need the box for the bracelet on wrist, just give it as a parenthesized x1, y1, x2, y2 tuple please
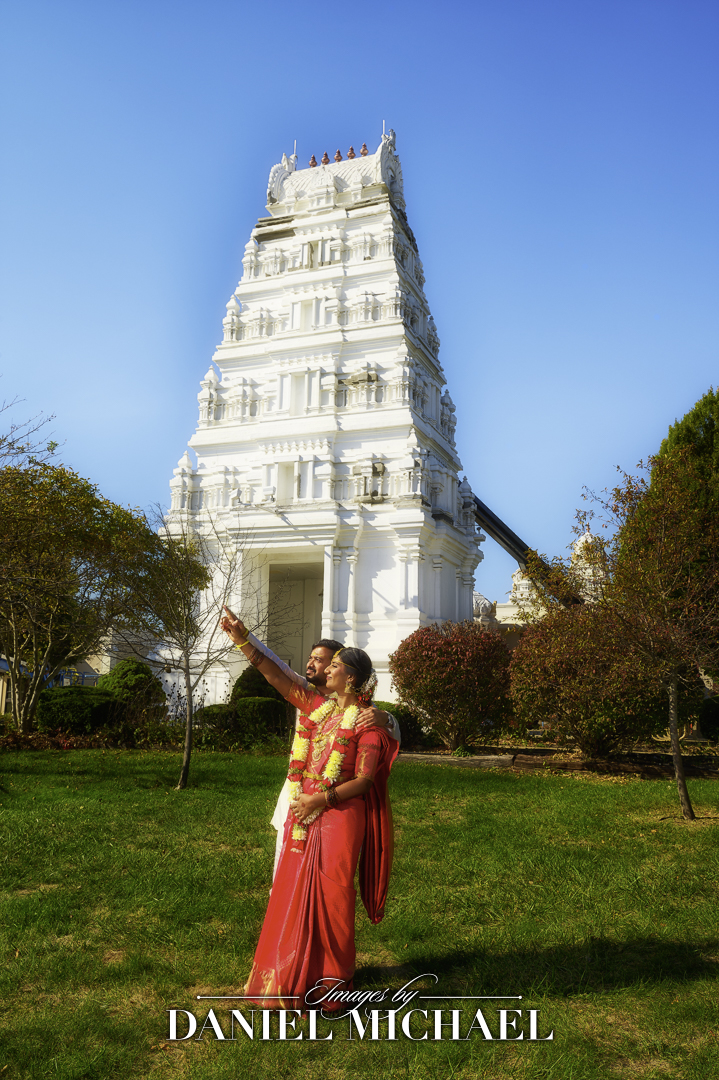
(326, 787, 340, 810)
(234, 638, 249, 649)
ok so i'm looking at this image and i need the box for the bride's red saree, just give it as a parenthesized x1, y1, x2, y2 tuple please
(243, 688, 398, 1010)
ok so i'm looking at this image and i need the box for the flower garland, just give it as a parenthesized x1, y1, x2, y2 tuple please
(287, 697, 359, 846)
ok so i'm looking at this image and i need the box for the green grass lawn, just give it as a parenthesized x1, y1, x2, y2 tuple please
(1, 749, 718, 1079)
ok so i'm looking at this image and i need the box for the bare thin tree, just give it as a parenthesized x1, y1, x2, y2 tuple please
(122, 508, 295, 790)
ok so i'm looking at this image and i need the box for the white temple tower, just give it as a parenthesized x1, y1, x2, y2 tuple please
(170, 132, 484, 700)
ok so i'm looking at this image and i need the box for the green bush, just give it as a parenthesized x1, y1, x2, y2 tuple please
(235, 696, 287, 740)
(374, 700, 436, 749)
(230, 664, 285, 705)
(194, 696, 289, 750)
(97, 659, 166, 723)
(36, 687, 118, 735)
(193, 703, 237, 731)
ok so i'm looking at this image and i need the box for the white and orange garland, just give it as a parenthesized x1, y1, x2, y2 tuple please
(287, 698, 359, 846)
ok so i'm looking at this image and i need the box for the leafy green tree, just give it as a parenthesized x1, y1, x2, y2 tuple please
(0, 464, 158, 733)
(389, 621, 512, 750)
(606, 450, 719, 819)
(660, 386, 719, 502)
(523, 447, 719, 820)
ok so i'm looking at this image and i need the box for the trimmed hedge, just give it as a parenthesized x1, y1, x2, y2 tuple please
(36, 686, 118, 735)
(194, 696, 288, 749)
(235, 696, 287, 738)
(193, 703, 236, 731)
(35, 659, 167, 743)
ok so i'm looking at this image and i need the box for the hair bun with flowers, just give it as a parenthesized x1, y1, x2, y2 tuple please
(356, 670, 377, 708)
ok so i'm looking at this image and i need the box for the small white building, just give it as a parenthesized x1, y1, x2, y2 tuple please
(170, 133, 486, 701)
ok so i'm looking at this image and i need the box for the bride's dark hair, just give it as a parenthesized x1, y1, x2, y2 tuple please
(336, 647, 374, 703)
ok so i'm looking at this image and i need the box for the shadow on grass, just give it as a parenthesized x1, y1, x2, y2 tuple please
(358, 936, 719, 997)
(0, 750, 287, 795)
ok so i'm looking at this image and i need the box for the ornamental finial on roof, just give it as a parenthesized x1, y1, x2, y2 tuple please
(321, 151, 330, 164)
(347, 146, 356, 159)
(334, 149, 342, 162)
(360, 143, 369, 156)
(309, 155, 317, 168)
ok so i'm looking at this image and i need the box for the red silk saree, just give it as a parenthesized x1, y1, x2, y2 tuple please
(243, 688, 398, 1010)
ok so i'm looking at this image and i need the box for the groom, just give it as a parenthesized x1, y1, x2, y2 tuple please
(221, 609, 400, 876)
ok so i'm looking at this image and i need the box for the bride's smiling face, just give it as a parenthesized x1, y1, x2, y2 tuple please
(324, 658, 354, 694)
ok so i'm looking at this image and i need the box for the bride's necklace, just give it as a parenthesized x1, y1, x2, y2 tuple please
(287, 697, 359, 846)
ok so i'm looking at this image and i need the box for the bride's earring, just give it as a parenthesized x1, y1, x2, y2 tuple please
(345, 678, 355, 694)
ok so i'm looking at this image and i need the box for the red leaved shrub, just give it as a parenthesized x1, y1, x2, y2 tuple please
(389, 621, 513, 750)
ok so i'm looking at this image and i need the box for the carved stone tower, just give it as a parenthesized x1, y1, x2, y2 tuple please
(170, 132, 483, 700)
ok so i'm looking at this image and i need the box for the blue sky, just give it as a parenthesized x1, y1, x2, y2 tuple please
(1, 0, 717, 602)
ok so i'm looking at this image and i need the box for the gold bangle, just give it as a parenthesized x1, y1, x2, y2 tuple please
(234, 638, 249, 649)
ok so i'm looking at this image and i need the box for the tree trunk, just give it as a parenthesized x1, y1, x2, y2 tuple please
(668, 677, 695, 821)
(13, 675, 31, 735)
(176, 659, 193, 790)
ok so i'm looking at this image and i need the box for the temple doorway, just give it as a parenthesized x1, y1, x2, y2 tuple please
(266, 561, 324, 675)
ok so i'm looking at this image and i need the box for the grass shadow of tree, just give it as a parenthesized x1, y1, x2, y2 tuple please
(358, 937, 719, 997)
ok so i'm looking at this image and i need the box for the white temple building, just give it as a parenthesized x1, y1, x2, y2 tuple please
(169, 133, 489, 701)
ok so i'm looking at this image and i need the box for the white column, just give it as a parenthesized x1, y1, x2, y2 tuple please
(404, 546, 423, 613)
(321, 545, 336, 639)
(432, 556, 442, 620)
(398, 548, 409, 609)
(462, 571, 475, 620)
(346, 552, 358, 631)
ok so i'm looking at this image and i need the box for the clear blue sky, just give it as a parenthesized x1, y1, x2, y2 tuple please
(1, 0, 717, 602)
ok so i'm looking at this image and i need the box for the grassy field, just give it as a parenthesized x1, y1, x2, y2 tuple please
(1, 749, 718, 1079)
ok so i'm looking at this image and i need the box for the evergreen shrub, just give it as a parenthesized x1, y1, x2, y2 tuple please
(235, 696, 287, 739)
(193, 703, 236, 731)
(97, 659, 166, 723)
(230, 664, 284, 704)
(194, 696, 288, 750)
(36, 687, 118, 735)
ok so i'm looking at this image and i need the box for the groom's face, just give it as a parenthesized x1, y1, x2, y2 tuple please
(306, 647, 335, 687)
